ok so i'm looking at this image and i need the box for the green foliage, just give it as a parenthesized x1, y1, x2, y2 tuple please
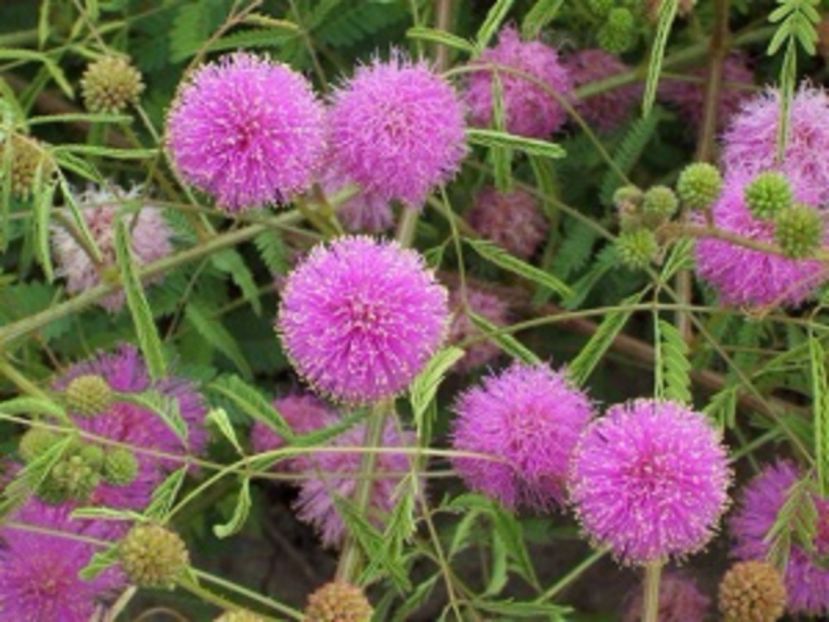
(642, 0, 679, 115)
(599, 109, 661, 205)
(654, 319, 692, 403)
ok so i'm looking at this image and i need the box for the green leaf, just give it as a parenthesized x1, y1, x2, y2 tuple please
(642, 0, 679, 115)
(406, 27, 475, 53)
(185, 302, 252, 379)
(810, 336, 829, 496)
(120, 390, 188, 444)
(476, 0, 515, 49)
(115, 218, 167, 379)
(472, 599, 570, 619)
(253, 229, 289, 274)
(409, 346, 464, 433)
(655, 319, 692, 403)
(208, 374, 294, 440)
(490, 73, 513, 192)
(0, 395, 67, 419)
(52, 144, 158, 160)
(213, 478, 252, 538)
(38, 0, 51, 48)
(211, 249, 262, 315)
(207, 407, 244, 455)
(79, 544, 120, 581)
(599, 109, 661, 205)
(145, 466, 188, 521)
(465, 238, 572, 298)
(522, 0, 564, 39)
(33, 167, 56, 282)
(466, 128, 566, 160)
(469, 311, 540, 364)
(71, 507, 144, 522)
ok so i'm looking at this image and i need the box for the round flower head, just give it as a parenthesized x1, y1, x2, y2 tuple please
(623, 572, 711, 622)
(722, 86, 829, 205)
(467, 186, 548, 260)
(569, 398, 731, 564)
(80, 55, 144, 114)
(660, 52, 754, 130)
(278, 236, 449, 403)
(250, 393, 338, 471)
(730, 461, 829, 616)
(328, 52, 466, 209)
(167, 52, 326, 212)
(565, 49, 640, 133)
(52, 184, 173, 312)
(294, 419, 415, 548)
(447, 286, 509, 372)
(467, 26, 572, 138)
(2, 134, 54, 199)
(304, 581, 373, 622)
(719, 560, 787, 622)
(694, 174, 826, 308)
(318, 165, 393, 233)
(0, 500, 125, 621)
(56, 345, 208, 510)
(451, 362, 594, 509)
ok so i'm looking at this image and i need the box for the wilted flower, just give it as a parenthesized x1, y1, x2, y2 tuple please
(623, 572, 710, 622)
(719, 560, 787, 622)
(565, 48, 640, 132)
(467, 186, 548, 260)
(447, 286, 509, 372)
(318, 166, 393, 233)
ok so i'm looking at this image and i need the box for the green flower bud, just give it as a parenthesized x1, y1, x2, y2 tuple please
(588, 0, 614, 18)
(214, 611, 265, 622)
(642, 185, 679, 226)
(65, 374, 114, 417)
(45, 453, 101, 502)
(79, 444, 105, 470)
(119, 524, 189, 589)
(304, 581, 374, 622)
(745, 172, 793, 220)
(616, 228, 659, 270)
(103, 448, 139, 486)
(774, 203, 823, 258)
(676, 162, 722, 211)
(613, 185, 644, 232)
(1, 135, 53, 199)
(18, 428, 59, 463)
(597, 8, 636, 54)
(80, 56, 144, 114)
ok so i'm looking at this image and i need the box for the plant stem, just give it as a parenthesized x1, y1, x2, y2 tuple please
(536, 547, 607, 602)
(642, 561, 663, 622)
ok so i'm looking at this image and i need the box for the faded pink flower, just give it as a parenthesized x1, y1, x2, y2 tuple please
(623, 572, 710, 622)
(467, 186, 548, 260)
(447, 286, 509, 372)
(318, 166, 393, 233)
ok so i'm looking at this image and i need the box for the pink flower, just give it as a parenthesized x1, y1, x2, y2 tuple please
(278, 236, 449, 403)
(447, 286, 509, 372)
(466, 26, 572, 138)
(250, 393, 338, 471)
(294, 419, 414, 548)
(0, 500, 125, 621)
(328, 53, 466, 210)
(660, 52, 754, 130)
(467, 186, 548, 260)
(51, 185, 173, 313)
(167, 52, 326, 211)
(565, 49, 640, 133)
(694, 174, 826, 308)
(622, 572, 710, 622)
(318, 166, 393, 233)
(451, 363, 594, 509)
(569, 399, 731, 564)
(730, 461, 829, 616)
(722, 86, 829, 205)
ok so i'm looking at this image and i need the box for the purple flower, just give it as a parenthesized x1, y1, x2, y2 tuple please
(447, 286, 509, 372)
(467, 186, 548, 260)
(565, 49, 640, 133)
(569, 399, 731, 564)
(694, 174, 826, 308)
(722, 86, 829, 205)
(451, 363, 594, 509)
(318, 166, 394, 233)
(327, 52, 466, 210)
(294, 419, 414, 548)
(278, 236, 449, 403)
(57, 345, 208, 509)
(622, 572, 710, 622)
(167, 52, 326, 212)
(250, 393, 338, 471)
(660, 52, 754, 130)
(730, 461, 829, 616)
(52, 185, 173, 313)
(0, 499, 125, 621)
(466, 26, 572, 138)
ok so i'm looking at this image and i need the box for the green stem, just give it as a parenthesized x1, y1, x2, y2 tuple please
(642, 562, 663, 622)
(190, 568, 304, 621)
(536, 547, 607, 602)
(0, 357, 51, 401)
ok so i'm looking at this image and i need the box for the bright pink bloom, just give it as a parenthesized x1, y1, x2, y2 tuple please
(451, 363, 594, 509)
(565, 49, 640, 133)
(278, 236, 449, 403)
(447, 286, 509, 372)
(167, 52, 326, 211)
(569, 399, 730, 564)
(466, 26, 572, 138)
(467, 186, 548, 260)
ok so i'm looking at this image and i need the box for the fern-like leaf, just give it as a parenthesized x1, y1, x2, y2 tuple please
(599, 109, 661, 205)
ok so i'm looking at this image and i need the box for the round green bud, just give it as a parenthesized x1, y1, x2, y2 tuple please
(103, 448, 139, 486)
(745, 172, 793, 220)
(214, 611, 266, 622)
(79, 444, 105, 470)
(642, 185, 679, 226)
(80, 56, 145, 114)
(65, 374, 113, 417)
(305, 581, 374, 622)
(616, 228, 659, 270)
(119, 524, 189, 589)
(613, 185, 644, 232)
(18, 428, 59, 463)
(676, 162, 723, 211)
(588, 0, 614, 18)
(46, 453, 101, 502)
(774, 203, 823, 258)
(597, 8, 636, 54)
(2, 135, 54, 199)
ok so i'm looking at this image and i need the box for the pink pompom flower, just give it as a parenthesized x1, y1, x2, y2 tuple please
(327, 53, 466, 210)
(466, 26, 572, 138)
(569, 398, 731, 565)
(730, 461, 829, 617)
(565, 49, 640, 133)
(467, 186, 548, 260)
(0, 499, 125, 621)
(167, 52, 326, 212)
(722, 86, 829, 205)
(622, 572, 710, 622)
(278, 236, 449, 404)
(451, 362, 594, 509)
(447, 286, 509, 372)
(51, 185, 173, 313)
(694, 174, 826, 308)
(318, 166, 394, 233)
(294, 419, 415, 548)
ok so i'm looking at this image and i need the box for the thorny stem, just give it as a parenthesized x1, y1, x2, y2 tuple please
(642, 561, 663, 622)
